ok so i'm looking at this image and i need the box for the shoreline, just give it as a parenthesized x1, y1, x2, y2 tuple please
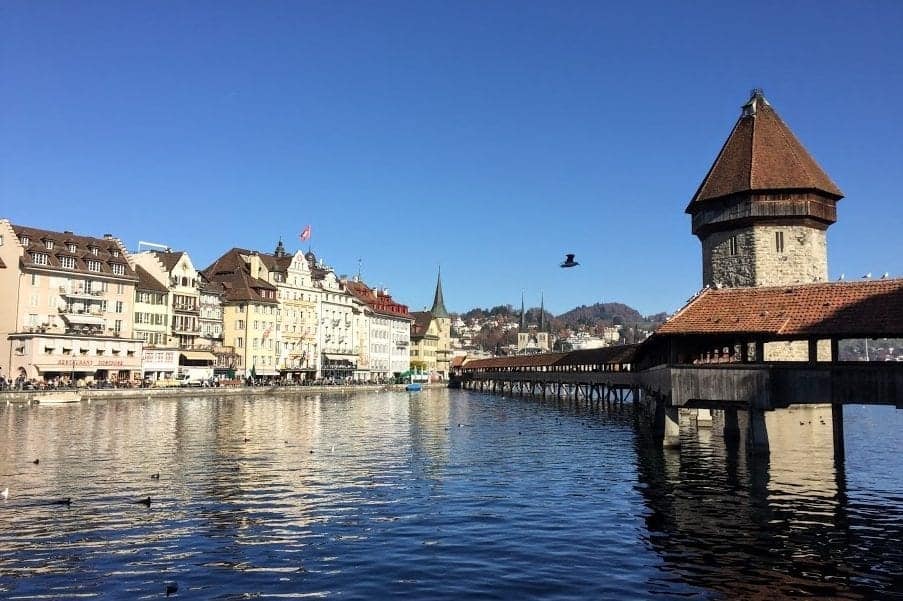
(1, 382, 444, 404)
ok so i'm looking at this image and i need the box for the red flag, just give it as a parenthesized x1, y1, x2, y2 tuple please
(299, 225, 311, 242)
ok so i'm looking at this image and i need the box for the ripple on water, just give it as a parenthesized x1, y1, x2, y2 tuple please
(0, 392, 901, 599)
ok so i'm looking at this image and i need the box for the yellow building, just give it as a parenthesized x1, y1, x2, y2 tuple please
(203, 249, 280, 379)
(410, 270, 451, 380)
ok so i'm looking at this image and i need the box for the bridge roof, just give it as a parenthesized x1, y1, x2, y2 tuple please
(463, 345, 640, 370)
(687, 90, 843, 211)
(657, 279, 903, 338)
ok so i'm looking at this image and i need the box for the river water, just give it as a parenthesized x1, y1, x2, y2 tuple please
(0, 389, 901, 600)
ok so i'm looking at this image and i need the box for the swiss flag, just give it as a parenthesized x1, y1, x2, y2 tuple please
(299, 225, 311, 242)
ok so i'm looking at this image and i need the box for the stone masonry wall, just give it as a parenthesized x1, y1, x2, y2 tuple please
(702, 228, 756, 287)
(752, 225, 827, 286)
(702, 225, 828, 288)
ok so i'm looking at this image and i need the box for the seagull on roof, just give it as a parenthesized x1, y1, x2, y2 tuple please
(881, 272, 889, 279)
(560, 254, 579, 268)
(863, 272, 872, 279)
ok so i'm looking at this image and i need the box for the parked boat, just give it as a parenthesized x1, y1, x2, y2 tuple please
(33, 391, 82, 404)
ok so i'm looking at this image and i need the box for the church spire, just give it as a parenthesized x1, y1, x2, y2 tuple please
(519, 292, 526, 332)
(430, 267, 449, 318)
(539, 292, 545, 331)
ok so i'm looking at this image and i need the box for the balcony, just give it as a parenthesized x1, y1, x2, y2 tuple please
(60, 287, 104, 301)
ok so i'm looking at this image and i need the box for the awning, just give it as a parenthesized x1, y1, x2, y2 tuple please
(61, 313, 105, 326)
(180, 351, 216, 362)
(324, 353, 356, 361)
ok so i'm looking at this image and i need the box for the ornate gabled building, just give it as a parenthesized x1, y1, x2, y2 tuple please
(687, 89, 843, 289)
(410, 269, 452, 379)
(0, 220, 143, 384)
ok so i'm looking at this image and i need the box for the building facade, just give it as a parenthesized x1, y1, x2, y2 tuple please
(0, 220, 142, 384)
(345, 279, 413, 381)
(203, 249, 281, 378)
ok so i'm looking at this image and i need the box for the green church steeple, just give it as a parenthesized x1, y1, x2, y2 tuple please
(431, 267, 449, 319)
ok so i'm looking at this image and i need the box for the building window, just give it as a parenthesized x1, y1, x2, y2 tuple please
(115, 301, 123, 313)
(729, 236, 738, 256)
(111, 263, 125, 275)
(45, 240, 54, 250)
(114, 320, 122, 333)
(60, 256, 76, 269)
(236, 337, 244, 348)
(67, 243, 77, 253)
(90, 246, 99, 256)
(31, 274, 38, 286)
(775, 231, 785, 253)
(111, 249, 120, 257)
(32, 252, 49, 265)
(87, 260, 101, 272)
(20, 236, 29, 246)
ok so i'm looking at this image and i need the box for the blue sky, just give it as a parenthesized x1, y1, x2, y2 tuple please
(2, 1, 901, 316)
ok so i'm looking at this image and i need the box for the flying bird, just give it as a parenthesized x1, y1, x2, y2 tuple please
(560, 254, 579, 268)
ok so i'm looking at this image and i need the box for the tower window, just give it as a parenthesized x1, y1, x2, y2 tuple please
(729, 236, 738, 256)
(775, 231, 785, 253)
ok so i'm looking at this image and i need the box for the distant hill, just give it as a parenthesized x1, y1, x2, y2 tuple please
(456, 301, 667, 331)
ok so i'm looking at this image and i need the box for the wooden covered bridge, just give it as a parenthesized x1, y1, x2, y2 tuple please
(458, 278, 903, 458)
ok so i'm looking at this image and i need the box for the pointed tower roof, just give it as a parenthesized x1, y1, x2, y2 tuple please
(539, 293, 545, 330)
(430, 268, 449, 319)
(686, 90, 843, 212)
(519, 292, 526, 332)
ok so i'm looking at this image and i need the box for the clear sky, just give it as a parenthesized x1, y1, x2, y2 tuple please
(2, 1, 901, 316)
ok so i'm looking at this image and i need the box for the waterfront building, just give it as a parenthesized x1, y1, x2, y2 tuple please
(688, 89, 843, 289)
(410, 270, 452, 380)
(308, 254, 359, 381)
(345, 279, 413, 381)
(268, 241, 321, 381)
(132, 251, 204, 349)
(203, 249, 280, 378)
(0, 220, 142, 384)
(134, 266, 177, 380)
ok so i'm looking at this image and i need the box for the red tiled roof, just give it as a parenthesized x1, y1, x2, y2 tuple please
(410, 311, 434, 338)
(345, 279, 411, 319)
(151, 251, 185, 273)
(11, 224, 136, 280)
(657, 279, 903, 338)
(687, 92, 843, 210)
(135, 265, 169, 293)
(202, 248, 278, 304)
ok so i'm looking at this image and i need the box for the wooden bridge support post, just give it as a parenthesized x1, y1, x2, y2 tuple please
(832, 404, 845, 465)
(747, 409, 770, 456)
(654, 402, 681, 448)
(723, 408, 740, 441)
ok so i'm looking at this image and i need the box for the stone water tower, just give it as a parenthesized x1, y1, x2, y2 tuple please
(687, 89, 844, 288)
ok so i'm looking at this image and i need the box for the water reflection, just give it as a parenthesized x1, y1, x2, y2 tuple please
(0, 391, 901, 599)
(635, 405, 903, 599)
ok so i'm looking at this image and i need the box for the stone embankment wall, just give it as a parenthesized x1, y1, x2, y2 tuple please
(0, 383, 428, 404)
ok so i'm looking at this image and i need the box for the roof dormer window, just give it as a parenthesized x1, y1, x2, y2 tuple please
(90, 246, 99, 256)
(31, 252, 48, 265)
(111, 249, 120, 257)
(20, 236, 29, 246)
(111, 263, 125, 276)
(67, 243, 77, 253)
(45, 240, 54, 250)
(87, 259, 102, 272)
